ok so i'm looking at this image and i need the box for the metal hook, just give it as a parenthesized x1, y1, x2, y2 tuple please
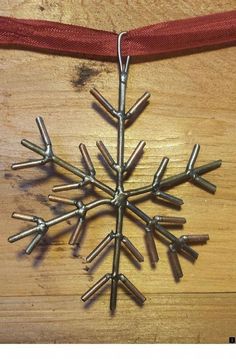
(118, 32, 130, 73)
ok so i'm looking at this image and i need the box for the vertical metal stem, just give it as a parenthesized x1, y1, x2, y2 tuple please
(117, 73, 127, 190)
(110, 33, 129, 311)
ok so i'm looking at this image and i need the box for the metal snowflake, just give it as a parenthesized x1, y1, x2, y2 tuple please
(8, 33, 221, 311)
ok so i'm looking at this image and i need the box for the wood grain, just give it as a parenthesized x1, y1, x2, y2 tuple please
(1, 294, 235, 344)
(0, 0, 236, 343)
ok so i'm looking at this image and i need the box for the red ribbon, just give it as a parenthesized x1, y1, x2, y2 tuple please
(0, 11, 235, 59)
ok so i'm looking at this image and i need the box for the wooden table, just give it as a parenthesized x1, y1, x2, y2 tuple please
(0, 1, 235, 343)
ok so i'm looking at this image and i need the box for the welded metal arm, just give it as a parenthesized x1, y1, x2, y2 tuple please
(126, 144, 222, 200)
(12, 117, 115, 197)
(126, 92, 150, 120)
(161, 144, 222, 192)
(124, 140, 146, 173)
(127, 156, 183, 205)
(127, 200, 209, 279)
(12, 117, 53, 170)
(8, 197, 112, 253)
(90, 88, 119, 119)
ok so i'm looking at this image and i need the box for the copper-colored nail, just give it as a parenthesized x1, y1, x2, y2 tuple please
(145, 227, 159, 263)
(193, 175, 216, 193)
(119, 274, 146, 303)
(25, 232, 43, 255)
(122, 237, 144, 262)
(8, 226, 38, 243)
(182, 234, 209, 244)
(86, 232, 114, 263)
(125, 141, 146, 172)
(90, 88, 116, 116)
(126, 92, 150, 119)
(186, 144, 200, 171)
(52, 183, 80, 192)
(155, 215, 186, 224)
(79, 143, 95, 176)
(69, 218, 84, 245)
(168, 247, 183, 279)
(181, 244, 199, 260)
(156, 190, 183, 206)
(12, 212, 36, 222)
(12, 159, 44, 170)
(21, 139, 45, 156)
(48, 194, 75, 206)
(96, 140, 115, 168)
(153, 157, 169, 184)
(81, 274, 111, 302)
(36, 116, 51, 146)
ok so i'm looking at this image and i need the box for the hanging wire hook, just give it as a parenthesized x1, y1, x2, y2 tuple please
(118, 32, 130, 73)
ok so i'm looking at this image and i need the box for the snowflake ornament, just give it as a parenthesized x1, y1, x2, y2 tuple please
(8, 33, 221, 311)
